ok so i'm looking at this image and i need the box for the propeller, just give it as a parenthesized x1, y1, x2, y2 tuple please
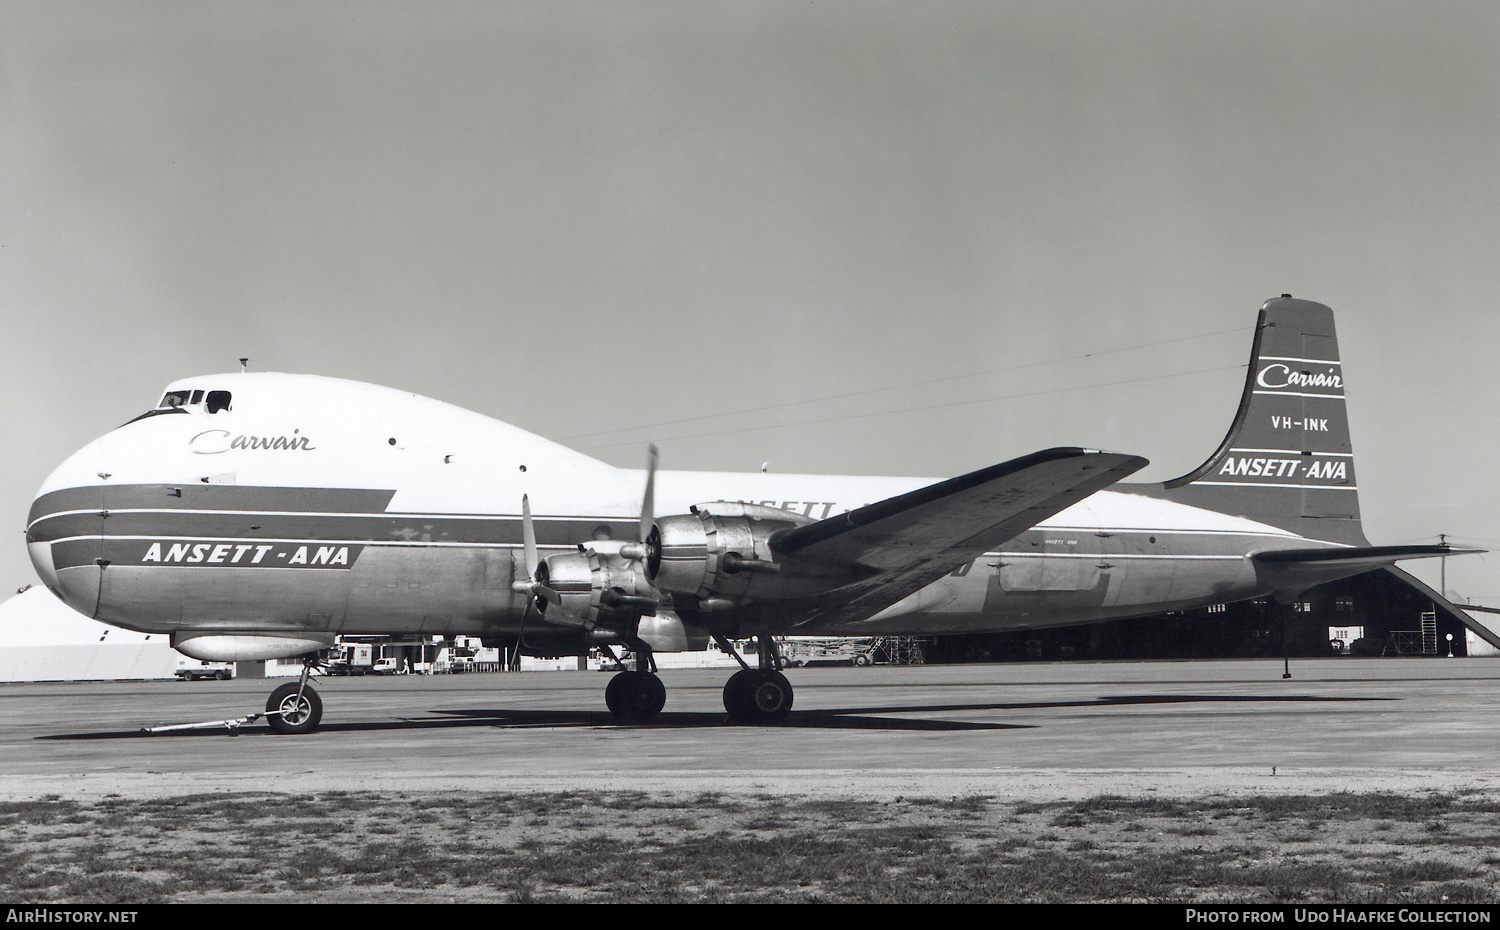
(511, 494, 560, 609)
(619, 444, 658, 564)
(513, 448, 660, 623)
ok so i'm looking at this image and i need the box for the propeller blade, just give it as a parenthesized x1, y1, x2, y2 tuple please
(639, 443, 658, 545)
(521, 494, 539, 580)
(511, 495, 559, 610)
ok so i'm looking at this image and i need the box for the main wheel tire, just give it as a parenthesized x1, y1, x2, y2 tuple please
(749, 670, 793, 719)
(606, 671, 666, 718)
(723, 669, 793, 723)
(723, 668, 755, 721)
(604, 673, 626, 716)
(266, 683, 322, 735)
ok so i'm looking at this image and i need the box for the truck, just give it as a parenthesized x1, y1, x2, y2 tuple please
(175, 659, 234, 681)
(324, 643, 374, 675)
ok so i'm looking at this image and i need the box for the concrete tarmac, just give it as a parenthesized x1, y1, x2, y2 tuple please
(1, 658, 1497, 801)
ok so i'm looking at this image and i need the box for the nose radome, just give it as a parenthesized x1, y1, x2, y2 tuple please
(28, 438, 110, 617)
(27, 539, 59, 589)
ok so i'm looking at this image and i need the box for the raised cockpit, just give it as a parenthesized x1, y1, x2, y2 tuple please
(158, 388, 233, 413)
(125, 387, 234, 425)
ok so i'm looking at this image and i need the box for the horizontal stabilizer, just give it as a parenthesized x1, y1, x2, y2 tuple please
(1253, 544, 1477, 566)
(1252, 544, 1483, 600)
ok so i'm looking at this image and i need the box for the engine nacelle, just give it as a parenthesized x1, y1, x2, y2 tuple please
(646, 502, 824, 604)
(541, 542, 659, 628)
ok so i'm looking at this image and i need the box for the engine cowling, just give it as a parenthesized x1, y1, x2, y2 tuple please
(645, 502, 826, 605)
(539, 541, 660, 628)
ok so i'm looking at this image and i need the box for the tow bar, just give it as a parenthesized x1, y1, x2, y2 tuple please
(141, 713, 269, 735)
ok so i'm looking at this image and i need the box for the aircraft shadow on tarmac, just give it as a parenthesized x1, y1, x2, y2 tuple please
(38, 692, 1394, 740)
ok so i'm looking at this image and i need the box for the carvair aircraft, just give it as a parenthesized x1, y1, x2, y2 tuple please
(25, 296, 1475, 733)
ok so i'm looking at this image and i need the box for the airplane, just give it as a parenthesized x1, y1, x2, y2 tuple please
(24, 295, 1479, 734)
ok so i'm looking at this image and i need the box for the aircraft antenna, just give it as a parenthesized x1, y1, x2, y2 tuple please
(239, 358, 249, 373)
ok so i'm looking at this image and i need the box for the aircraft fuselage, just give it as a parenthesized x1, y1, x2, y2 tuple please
(27, 373, 1326, 645)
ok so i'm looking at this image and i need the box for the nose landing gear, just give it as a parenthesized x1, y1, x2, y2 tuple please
(266, 660, 323, 735)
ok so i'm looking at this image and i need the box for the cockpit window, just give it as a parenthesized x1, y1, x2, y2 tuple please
(205, 390, 232, 414)
(190, 389, 204, 405)
(159, 390, 191, 409)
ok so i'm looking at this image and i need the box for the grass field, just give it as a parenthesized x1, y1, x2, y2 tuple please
(4, 791, 1499, 903)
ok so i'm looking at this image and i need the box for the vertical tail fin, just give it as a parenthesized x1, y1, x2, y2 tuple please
(1161, 296, 1369, 546)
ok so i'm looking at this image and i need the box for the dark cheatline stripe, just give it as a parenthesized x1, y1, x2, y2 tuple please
(29, 484, 398, 525)
(27, 487, 104, 527)
(29, 511, 606, 547)
(51, 538, 103, 572)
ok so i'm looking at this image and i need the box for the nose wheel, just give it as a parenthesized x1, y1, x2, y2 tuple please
(266, 659, 323, 734)
(266, 681, 322, 734)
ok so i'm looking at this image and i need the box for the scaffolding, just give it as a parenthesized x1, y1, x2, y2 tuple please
(1384, 612, 1441, 656)
(875, 636, 927, 666)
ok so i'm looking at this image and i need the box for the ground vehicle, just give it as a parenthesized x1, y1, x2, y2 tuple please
(779, 637, 880, 667)
(174, 660, 233, 681)
(324, 643, 374, 675)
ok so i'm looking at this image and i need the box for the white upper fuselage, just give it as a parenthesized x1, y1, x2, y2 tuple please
(28, 373, 1323, 642)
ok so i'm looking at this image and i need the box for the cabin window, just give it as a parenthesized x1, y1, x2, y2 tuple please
(159, 390, 190, 408)
(205, 390, 232, 414)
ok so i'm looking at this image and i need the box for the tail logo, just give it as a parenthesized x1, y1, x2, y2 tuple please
(1215, 456, 1349, 481)
(1256, 364, 1342, 391)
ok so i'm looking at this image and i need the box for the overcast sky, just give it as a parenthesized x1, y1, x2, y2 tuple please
(4, 1, 1499, 603)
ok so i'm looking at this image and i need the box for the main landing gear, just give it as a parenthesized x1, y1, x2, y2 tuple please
(600, 638, 666, 719)
(718, 634, 793, 724)
(596, 633, 794, 724)
(266, 659, 323, 735)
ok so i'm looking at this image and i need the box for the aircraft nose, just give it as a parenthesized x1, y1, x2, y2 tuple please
(27, 439, 110, 617)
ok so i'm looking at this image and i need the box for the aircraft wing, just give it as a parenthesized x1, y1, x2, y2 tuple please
(764, 447, 1148, 627)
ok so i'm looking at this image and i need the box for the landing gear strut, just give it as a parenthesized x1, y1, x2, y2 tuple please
(719, 634, 794, 723)
(602, 638, 665, 719)
(266, 659, 323, 735)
